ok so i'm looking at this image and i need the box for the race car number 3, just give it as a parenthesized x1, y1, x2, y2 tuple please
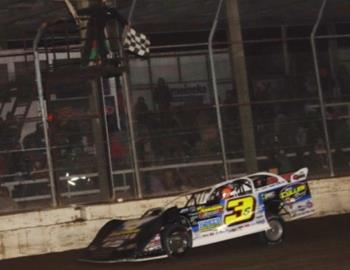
(224, 196, 256, 225)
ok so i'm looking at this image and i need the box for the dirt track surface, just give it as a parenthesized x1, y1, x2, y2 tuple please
(1, 214, 349, 270)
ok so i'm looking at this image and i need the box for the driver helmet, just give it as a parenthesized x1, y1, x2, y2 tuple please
(222, 185, 233, 199)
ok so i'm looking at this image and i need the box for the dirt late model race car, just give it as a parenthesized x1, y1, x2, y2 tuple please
(80, 168, 315, 263)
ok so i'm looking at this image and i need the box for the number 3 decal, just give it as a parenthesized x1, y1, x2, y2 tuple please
(224, 196, 256, 225)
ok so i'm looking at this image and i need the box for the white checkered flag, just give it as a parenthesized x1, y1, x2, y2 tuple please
(123, 27, 151, 57)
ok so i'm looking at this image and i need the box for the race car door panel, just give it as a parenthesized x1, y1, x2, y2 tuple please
(278, 181, 315, 220)
(192, 178, 269, 247)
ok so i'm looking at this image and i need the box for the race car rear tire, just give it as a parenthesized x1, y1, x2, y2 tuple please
(259, 215, 284, 245)
(162, 224, 191, 257)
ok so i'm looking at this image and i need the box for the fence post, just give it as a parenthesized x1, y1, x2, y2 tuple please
(310, 0, 334, 177)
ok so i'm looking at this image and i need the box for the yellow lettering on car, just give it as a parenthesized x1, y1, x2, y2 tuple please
(280, 184, 306, 200)
(107, 229, 140, 237)
(224, 196, 256, 225)
(197, 205, 223, 213)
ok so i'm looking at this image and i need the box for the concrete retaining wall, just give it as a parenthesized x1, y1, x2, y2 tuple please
(0, 177, 349, 260)
(308, 178, 350, 216)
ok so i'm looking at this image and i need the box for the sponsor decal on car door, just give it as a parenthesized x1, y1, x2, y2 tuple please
(279, 182, 315, 219)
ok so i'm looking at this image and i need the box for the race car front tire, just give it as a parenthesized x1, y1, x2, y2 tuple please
(259, 215, 284, 245)
(161, 224, 192, 257)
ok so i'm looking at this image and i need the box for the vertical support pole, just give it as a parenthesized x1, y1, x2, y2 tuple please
(113, 0, 142, 198)
(226, 0, 258, 173)
(33, 22, 57, 207)
(100, 78, 116, 199)
(120, 65, 142, 198)
(88, 80, 111, 199)
(127, 0, 137, 23)
(124, 0, 142, 198)
(79, 0, 113, 200)
(208, 0, 228, 179)
(311, 0, 334, 176)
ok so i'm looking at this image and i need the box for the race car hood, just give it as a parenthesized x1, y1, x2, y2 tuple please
(81, 213, 165, 261)
(100, 217, 157, 248)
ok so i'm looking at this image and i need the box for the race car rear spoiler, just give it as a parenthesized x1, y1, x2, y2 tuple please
(290, 168, 308, 182)
(280, 168, 308, 182)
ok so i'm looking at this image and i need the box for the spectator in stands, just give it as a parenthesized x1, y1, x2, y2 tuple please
(320, 67, 335, 99)
(303, 75, 317, 97)
(3, 113, 23, 174)
(109, 132, 128, 168)
(158, 115, 185, 160)
(134, 96, 150, 126)
(22, 123, 45, 149)
(222, 90, 237, 124)
(4, 112, 20, 148)
(254, 80, 271, 101)
(145, 171, 165, 195)
(222, 90, 240, 157)
(274, 149, 292, 173)
(313, 137, 328, 169)
(265, 151, 280, 174)
(162, 169, 184, 192)
(153, 78, 172, 128)
(0, 186, 17, 211)
(153, 78, 172, 112)
(22, 123, 46, 175)
(295, 125, 308, 167)
(273, 108, 289, 147)
(145, 169, 186, 195)
(333, 119, 350, 166)
(194, 125, 220, 159)
(337, 65, 350, 99)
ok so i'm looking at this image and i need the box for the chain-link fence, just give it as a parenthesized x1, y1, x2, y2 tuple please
(1, 0, 350, 213)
